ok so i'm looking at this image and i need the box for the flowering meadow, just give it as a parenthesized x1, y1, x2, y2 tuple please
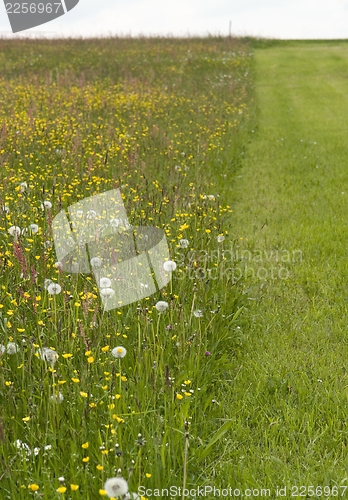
(0, 36, 254, 498)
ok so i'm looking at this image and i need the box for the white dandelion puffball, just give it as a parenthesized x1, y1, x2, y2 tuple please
(8, 226, 21, 237)
(100, 277, 111, 288)
(217, 235, 225, 243)
(90, 257, 102, 268)
(100, 287, 115, 298)
(29, 224, 39, 234)
(0, 344, 5, 355)
(104, 477, 128, 498)
(111, 346, 127, 359)
(6, 342, 19, 354)
(155, 301, 168, 312)
(47, 283, 62, 295)
(41, 200, 52, 210)
(19, 182, 27, 192)
(193, 310, 204, 318)
(41, 347, 59, 366)
(179, 239, 189, 248)
(163, 260, 177, 272)
(44, 240, 52, 249)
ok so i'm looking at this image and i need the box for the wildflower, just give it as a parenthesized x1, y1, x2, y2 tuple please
(87, 356, 94, 363)
(155, 301, 168, 312)
(44, 445, 52, 451)
(33, 447, 40, 455)
(145, 473, 151, 478)
(100, 277, 111, 288)
(91, 257, 102, 268)
(207, 195, 215, 200)
(136, 434, 146, 447)
(44, 240, 53, 249)
(82, 442, 89, 449)
(217, 235, 225, 243)
(0, 344, 5, 355)
(8, 226, 21, 237)
(40, 347, 59, 366)
(100, 288, 115, 298)
(176, 394, 183, 400)
(111, 346, 127, 358)
(6, 342, 19, 354)
(57, 487, 67, 493)
(70, 485, 79, 491)
(19, 182, 28, 192)
(193, 310, 203, 317)
(29, 224, 39, 235)
(41, 200, 52, 210)
(166, 325, 173, 330)
(205, 351, 211, 356)
(28, 484, 39, 491)
(47, 283, 62, 295)
(104, 477, 128, 498)
(3, 203, 10, 214)
(163, 260, 176, 272)
(179, 239, 189, 248)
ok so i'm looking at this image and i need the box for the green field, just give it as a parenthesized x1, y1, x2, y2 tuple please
(223, 40, 348, 492)
(2, 34, 348, 499)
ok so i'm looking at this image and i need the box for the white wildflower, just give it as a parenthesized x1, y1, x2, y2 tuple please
(90, 257, 102, 268)
(100, 277, 111, 288)
(163, 260, 176, 272)
(8, 226, 21, 237)
(179, 239, 189, 248)
(100, 287, 115, 298)
(41, 200, 52, 210)
(193, 310, 204, 318)
(155, 301, 168, 312)
(40, 347, 59, 366)
(217, 235, 225, 243)
(47, 283, 62, 295)
(6, 342, 19, 354)
(104, 477, 128, 498)
(111, 346, 127, 359)
(29, 224, 39, 234)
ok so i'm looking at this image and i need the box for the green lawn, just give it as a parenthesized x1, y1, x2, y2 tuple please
(217, 41, 348, 490)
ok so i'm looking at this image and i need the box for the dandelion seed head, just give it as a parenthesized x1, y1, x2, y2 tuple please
(111, 346, 127, 359)
(155, 301, 168, 312)
(104, 477, 128, 498)
(163, 260, 176, 272)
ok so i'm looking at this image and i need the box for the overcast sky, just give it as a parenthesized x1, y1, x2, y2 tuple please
(0, 0, 347, 39)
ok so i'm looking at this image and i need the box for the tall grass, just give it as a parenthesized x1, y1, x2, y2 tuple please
(0, 35, 254, 498)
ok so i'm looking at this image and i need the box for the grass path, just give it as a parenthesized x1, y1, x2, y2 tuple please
(221, 42, 348, 488)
